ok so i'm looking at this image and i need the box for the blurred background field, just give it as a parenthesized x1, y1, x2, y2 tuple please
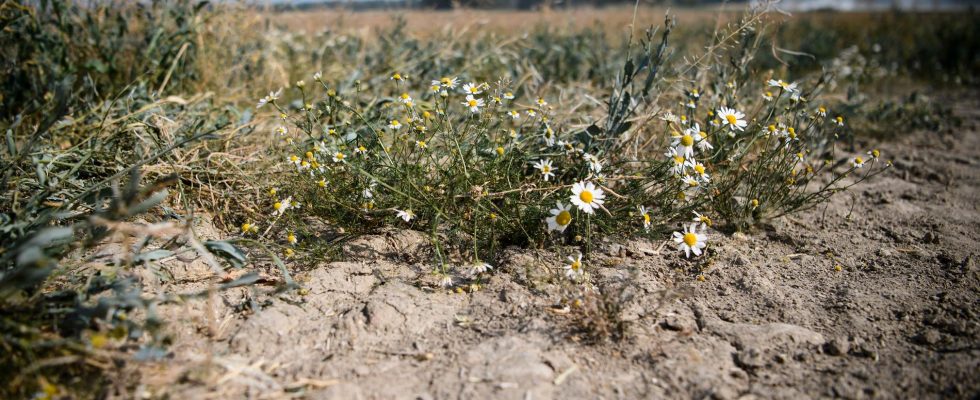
(1, 0, 978, 397)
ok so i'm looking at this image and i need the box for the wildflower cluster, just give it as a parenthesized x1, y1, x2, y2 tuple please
(251, 12, 888, 297)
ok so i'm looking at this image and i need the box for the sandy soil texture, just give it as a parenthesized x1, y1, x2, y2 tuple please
(123, 94, 979, 399)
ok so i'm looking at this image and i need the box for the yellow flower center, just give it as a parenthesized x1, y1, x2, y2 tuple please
(468, 99, 478, 107)
(871, 149, 879, 158)
(556, 210, 571, 226)
(694, 164, 706, 174)
(579, 190, 594, 204)
(542, 166, 551, 173)
(495, 146, 504, 155)
(441, 77, 452, 85)
(673, 155, 685, 165)
(273, 202, 282, 210)
(643, 213, 651, 224)
(855, 157, 864, 165)
(335, 153, 344, 160)
(683, 233, 698, 247)
(570, 260, 581, 271)
(726, 114, 738, 125)
(680, 135, 694, 147)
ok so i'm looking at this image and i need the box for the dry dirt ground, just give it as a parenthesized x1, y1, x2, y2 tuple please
(123, 93, 979, 399)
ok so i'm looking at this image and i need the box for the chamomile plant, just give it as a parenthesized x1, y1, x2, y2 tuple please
(252, 6, 887, 295)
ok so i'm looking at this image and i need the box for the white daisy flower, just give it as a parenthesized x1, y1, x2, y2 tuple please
(508, 110, 520, 119)
(287, 154, 302, 168)
(462, 95, 484, 113)
(672, 125, 700, 158)
(546, 202, 573, 232)
(852, 156, 866, 169)
(313, 71, 322, 81)
(399, 93, 413, 104)
(763, 91, 774, 101)
(273, 196, 294, 216)
(767, 79, 798, 93)
(287, 232, 297, 245)
(434, 76, 458, 89)
(503, 92, 515, 100)
(565, 253, 584, 280)
(673, 223, 707, 258)
(717, 107, 747, 132)
(867, 149, 880, 162)
(256, 88, 283, 109)
(462, 82, 483, 95)
(692, 211, 712, 229)
(469, 262, 493, 276)
(696, 129, 713, 151)
(388, 119, 402, 130)
(569, 181, 605, 214)
(526, 109, 537, 118)
(395, 209, 415, 222)
(582, 153, 603, 173)
(762, 124, 775, 137)
(816, 106, 827, 117)
(638, 205, 653, 232)
(415, 140, 427, 150)
(332, 152, 346, 163)
(533, 159, 556, 181)
(665, 148, 687, 175)
(687, 160, 710, 182)
(682, 174, 700, 188)
(275, 126, 288, 136)
(536, 97, 548, 107)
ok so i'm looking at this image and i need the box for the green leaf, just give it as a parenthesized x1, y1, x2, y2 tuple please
(134, 249, 175, 264)
(204, 240, 247, 268)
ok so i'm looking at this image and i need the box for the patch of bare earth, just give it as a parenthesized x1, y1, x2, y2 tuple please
(124, 94, 979, 399)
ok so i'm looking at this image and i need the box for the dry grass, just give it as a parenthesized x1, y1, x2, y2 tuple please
(270, 5, 738, 37)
